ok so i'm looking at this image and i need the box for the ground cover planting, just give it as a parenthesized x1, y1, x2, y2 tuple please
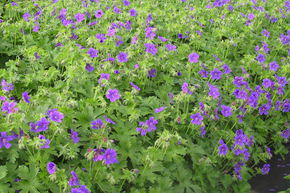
(0, 0, 289, 192)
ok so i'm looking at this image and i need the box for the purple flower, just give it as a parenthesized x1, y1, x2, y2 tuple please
(262, 41, 270, 53)
(117, 52, 128, 63)
(68, 171, 80, 186)
(200, 126, 206, 138)
(70, 185, 90, 193)
(166, 44, 176, 51)
(259, 104, 271, 115)
(181, 82, 192, 95)
(146, 13, 153, 24)
(113, 7, 122, 14)
(129, 8, 137, 16)
(47, 162, 56, 174)
(218, 140, 228, 156)
(70, 129, 79, 143)
(234, 161, 244, 180)
(144, 43, 158, 55)
(30, 117, 50, 132)
(188, 52, 199, 63)
(95, 10, 104, 18)
(95, 33, 106, 43)
(168, 92, 174, 104)
(221, 105, 232, 117)
(277, 86, 284, 95)
(256, 54, 265, 63)
(275, 75, 288, 86)
(233, 89, 248, 100)
(281, 129, 289, 139)
(261, 164, 270, 175)
(130, 82, 140, 91)
(285, 1, 290, 11)
(275, 101, 282, 111)
(130, 35, 137, 44)
(0, 96, 6, 101)
(23, 13, 31, 22)
(247, 92, 260, 108)
(268, 61, 279, 71)
(1, 79, 14, 92)
(2, 101, 18, 114)
(11, 1, 18, 6)
(242, 148, 250, 161)
(91, 119, 104, 129)
(199, 69, 209, 78)
(103, 115, 116, 124)
(158, 36, 168, 42)
(34, 52, 40, 59)
(190, 113, 203, 125)
(233, 77, 246, 87)
(234, 129, 246, 147)
(106, 89, 121, 102)
(178, 33, 184, 39)
(208, 83, 220, 99)
(55, 42, 63, 47)
(123, 0, 130, 6)
(103, 149, 118, 165)
(248, 13, 255, 20)
(87, 48, 98, 58)
(136, 126, 147, 136)
(279, 33, 290, 45)
(155, 106, 166, 113)
(74, 13, 85, 23)
(262, 78, 274, 89)
(136, 120, 151, 136)
(22, 91, 30, 103)
(93, 148, 105, 162)
(0, 132, 13, 149)
(210, 68, 223, 80)
(145, 117, 158, 132)
(85, 64, 94, 72)
(222, 64, 232, 74)
(283, 101, 290, 112)
(47, 109, 64, 123)
(228, 5, 234, 11)
(246, 136, 254, 147)
(39, 135, 50, 149)
(262, 29, 270, 37)
(88, 21, 97, 26)
(98, 73, 110, 86)
(148, 68, 157, 78)
(215, 108, 223, 120)
(116, 40, 123, 47)
(145, 27, 156, 40)
(32, 23, 40, 32)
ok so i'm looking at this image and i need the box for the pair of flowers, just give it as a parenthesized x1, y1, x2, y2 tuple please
(30, 109, 64, 133)
(47, 150, 118, 174)
(190, 105, 233, 125)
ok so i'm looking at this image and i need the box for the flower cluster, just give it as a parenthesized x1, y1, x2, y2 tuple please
(92, 148, 118, 165)
(136, 117, 158, 136)
(232, 130, 253, 161)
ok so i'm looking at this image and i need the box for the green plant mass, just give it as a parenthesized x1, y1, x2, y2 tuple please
(0, 0, 289, 192)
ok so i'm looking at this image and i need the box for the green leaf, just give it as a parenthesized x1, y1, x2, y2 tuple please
(0, 166, 7, 179)
(284, 174, 290, 180)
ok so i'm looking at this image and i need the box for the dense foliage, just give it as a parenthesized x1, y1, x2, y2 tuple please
(0, 0, 289, 192)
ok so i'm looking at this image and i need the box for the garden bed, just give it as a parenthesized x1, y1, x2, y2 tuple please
(0, 0, 289, 193)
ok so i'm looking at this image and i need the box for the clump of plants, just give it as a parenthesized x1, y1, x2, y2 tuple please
(0, 0, 289, 192)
